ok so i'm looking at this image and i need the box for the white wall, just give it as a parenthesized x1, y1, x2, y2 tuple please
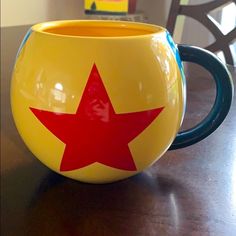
(137, 0, 171, 26)
(1, 0, 85, 27)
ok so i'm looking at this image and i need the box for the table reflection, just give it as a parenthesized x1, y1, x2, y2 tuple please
(21, 170, 197, 235)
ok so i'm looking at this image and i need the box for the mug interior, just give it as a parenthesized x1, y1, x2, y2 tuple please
(32, 20, 164, 38)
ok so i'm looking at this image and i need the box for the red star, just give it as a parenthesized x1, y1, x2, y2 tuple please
(30, 64, 164, 171)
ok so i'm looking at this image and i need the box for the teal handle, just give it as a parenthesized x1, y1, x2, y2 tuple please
(170, 45, 234, 150)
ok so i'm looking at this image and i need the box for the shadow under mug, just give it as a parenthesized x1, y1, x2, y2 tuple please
(11, 20, 234, 183)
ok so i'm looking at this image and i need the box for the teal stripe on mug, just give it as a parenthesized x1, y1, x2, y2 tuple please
(166, 31, 186, 83)
(16, 28, 32, 59)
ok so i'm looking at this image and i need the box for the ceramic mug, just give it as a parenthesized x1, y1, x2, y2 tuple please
(11, 20, 233, 183)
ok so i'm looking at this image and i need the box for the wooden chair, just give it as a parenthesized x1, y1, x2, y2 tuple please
(166, 0, 236, 65)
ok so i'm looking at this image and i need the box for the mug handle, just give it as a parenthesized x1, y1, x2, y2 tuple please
(169, 45, 234, 150)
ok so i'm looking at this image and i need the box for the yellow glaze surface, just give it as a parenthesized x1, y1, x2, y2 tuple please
(11, 20, 185, 183)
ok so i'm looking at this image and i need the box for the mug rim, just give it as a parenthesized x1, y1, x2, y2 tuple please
(31, 20, 166, 39)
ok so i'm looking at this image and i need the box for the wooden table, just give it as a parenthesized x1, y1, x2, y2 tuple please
(1, 63, 236, 236)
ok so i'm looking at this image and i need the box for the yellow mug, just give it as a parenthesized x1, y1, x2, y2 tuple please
(11, 20, 233, 183)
